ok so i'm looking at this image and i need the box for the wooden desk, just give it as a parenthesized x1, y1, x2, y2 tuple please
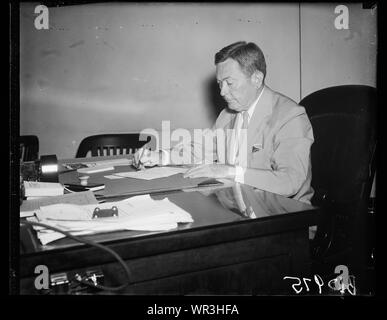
(19, 157, 320, 295)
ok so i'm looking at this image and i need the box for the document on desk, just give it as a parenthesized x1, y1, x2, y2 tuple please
(28, 194, 194, 245)
(115, 166, 188, 180)
(20, 191, 98, 218)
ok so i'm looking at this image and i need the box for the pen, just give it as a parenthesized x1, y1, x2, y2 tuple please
(136, 145, 148, 170)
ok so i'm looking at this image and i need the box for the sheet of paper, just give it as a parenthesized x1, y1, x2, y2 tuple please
(77, 166, 114, 174)
(37, 195, 192, 224)
(20, 191, 98, 214)
(24, 181, 64, 197)
(116, 166, 188, 180)
(20, 210, 40, 218)
(104, 174, 125, 180)
(38, 204, 92, 221)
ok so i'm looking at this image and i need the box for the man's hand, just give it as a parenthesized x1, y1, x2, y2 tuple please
(133, 149, 161, 168)
(183, 164, 236, 179)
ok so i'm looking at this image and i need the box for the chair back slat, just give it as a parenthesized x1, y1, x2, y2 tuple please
(76, 134, 153, 158)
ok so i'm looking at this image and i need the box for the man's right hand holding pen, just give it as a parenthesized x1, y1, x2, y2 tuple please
(133, 148, 168, 169)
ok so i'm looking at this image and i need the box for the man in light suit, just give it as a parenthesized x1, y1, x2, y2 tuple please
(135, 41, 314, 204)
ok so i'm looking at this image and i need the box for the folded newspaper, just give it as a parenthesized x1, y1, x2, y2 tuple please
(26, 194, 193, 245)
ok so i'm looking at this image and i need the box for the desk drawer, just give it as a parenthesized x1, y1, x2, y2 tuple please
(20, 229, 309, 294)
(115, 254, 292, 295)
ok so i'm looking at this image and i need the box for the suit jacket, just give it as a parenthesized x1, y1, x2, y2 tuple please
(212, 85, 314, 204)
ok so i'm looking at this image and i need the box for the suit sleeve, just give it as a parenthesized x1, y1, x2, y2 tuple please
(236, 112, 314, 197)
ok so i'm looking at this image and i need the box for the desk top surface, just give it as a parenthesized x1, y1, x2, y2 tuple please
(21, 155, 319, 255)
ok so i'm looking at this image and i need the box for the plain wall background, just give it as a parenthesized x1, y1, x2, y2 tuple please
(20, 2, 300, 158)
(300, 3, 377, 98)
(20, 2, 377, 159)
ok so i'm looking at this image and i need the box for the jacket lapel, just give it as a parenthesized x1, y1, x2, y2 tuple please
(246, 86, 274, 155)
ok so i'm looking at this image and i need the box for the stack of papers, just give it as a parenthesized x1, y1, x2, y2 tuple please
(20, 191, 99, 218)
(26, 195, 193, 245)
(23, 181, 64, 199)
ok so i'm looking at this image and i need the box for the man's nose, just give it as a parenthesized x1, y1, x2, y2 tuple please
(220, 83, 229, 96)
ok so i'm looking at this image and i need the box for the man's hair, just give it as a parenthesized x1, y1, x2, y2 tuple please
(214, 41, 267, 80)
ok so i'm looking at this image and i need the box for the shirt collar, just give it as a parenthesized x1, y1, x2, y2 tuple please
(245, 86, 265, 122)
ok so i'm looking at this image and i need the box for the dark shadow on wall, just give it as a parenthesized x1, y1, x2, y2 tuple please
(204, 75, 227, 121)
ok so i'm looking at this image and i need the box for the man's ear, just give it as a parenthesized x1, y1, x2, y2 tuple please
(252, 71, 264, 88)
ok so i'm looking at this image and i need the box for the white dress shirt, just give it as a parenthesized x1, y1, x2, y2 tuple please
(233, 87, 265, 183)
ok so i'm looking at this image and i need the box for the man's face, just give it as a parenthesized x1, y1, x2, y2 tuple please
(216, 58, 262, 112)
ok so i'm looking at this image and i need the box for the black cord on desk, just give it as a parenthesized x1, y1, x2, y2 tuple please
(20, 220, 132, 293)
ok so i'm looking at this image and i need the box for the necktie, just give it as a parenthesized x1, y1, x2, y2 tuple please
(235, 111, 249, 164)
(241, 111, 249, 130)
